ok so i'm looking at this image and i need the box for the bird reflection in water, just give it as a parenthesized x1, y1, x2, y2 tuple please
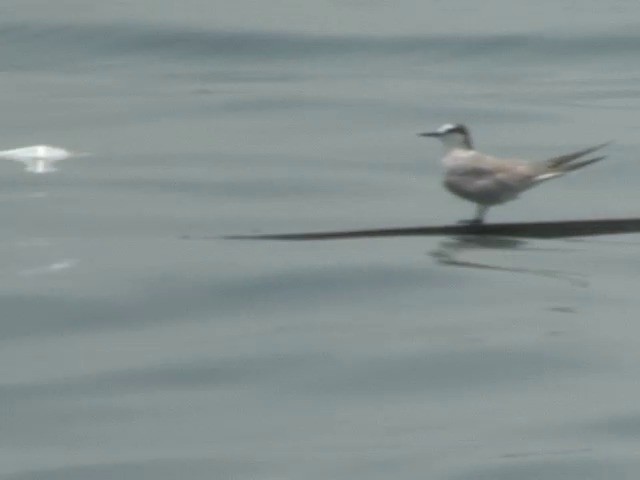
(430, 236, 589, 287)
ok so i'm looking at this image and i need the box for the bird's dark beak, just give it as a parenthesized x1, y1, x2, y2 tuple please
(418, 131, 440, 138)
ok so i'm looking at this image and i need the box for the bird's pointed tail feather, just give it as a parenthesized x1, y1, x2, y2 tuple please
(545, 142, 611, 169)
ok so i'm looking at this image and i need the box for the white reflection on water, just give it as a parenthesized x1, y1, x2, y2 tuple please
(0, 145, 89, 173)
(19, 258, 79, 276)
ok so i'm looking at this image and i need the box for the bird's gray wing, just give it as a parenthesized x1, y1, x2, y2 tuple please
(445, 157, 536, 204)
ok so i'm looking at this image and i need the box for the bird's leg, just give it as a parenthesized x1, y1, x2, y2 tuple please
(474, 205, 488, 223)
(457, 205, 488, 225)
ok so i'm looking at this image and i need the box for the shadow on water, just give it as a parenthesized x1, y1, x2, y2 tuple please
(429, 236, 589, 287)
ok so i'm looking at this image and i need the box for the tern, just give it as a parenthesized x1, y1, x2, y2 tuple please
(418, 123, 609, 224)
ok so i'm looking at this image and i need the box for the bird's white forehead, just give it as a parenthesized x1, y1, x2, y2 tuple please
(437, 123, 457, 134)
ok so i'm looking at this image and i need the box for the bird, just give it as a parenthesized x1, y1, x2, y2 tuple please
(418, 123, 609, 224)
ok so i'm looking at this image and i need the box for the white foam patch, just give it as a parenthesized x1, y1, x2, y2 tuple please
(0, 145, 89, 173)
(19, 259, 79, 276)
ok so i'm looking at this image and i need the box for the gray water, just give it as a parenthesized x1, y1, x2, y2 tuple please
(2, 1, 640, 478)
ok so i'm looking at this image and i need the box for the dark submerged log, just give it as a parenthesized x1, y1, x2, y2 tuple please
(222, 217, 640, 241)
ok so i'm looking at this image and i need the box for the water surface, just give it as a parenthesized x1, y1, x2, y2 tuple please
(1, 1, 640, 478)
